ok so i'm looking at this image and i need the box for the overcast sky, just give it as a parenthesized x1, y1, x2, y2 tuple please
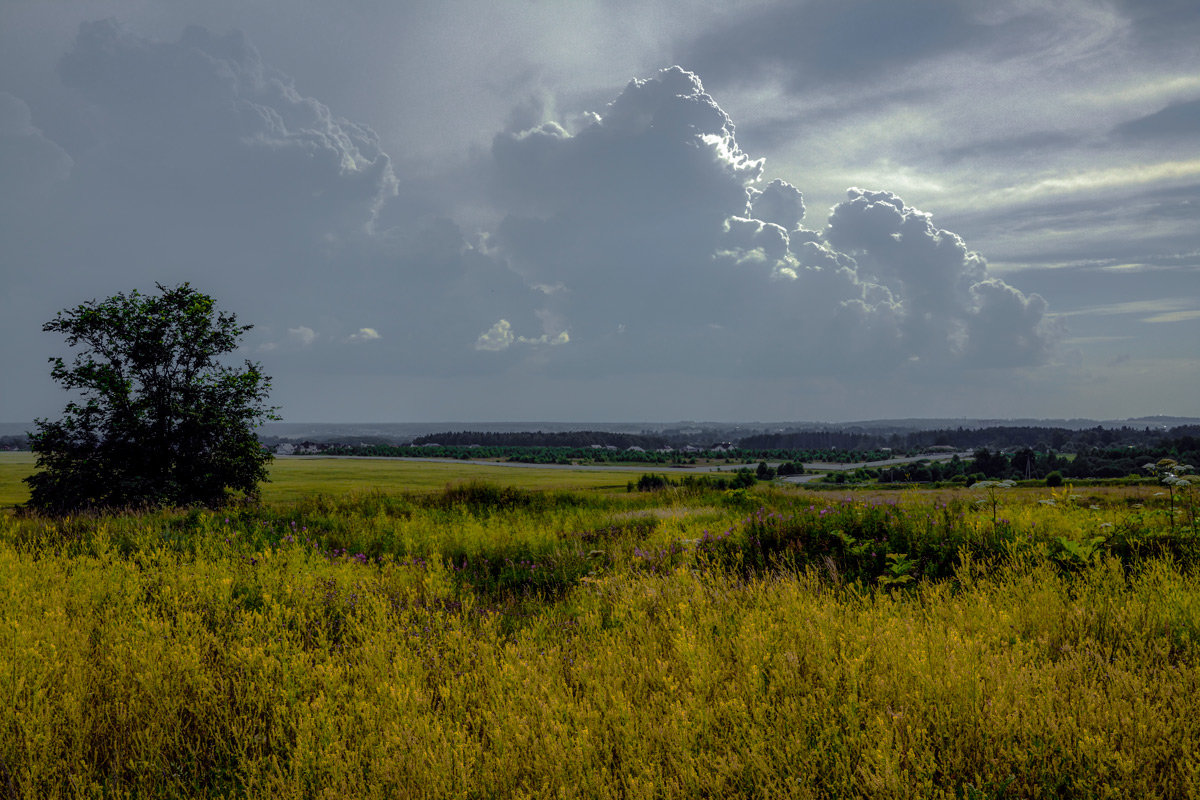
(2, 0, 1197, 423)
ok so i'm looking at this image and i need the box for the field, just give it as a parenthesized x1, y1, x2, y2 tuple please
(0, 453, 635, 510)
(2, 454, 1200, 797)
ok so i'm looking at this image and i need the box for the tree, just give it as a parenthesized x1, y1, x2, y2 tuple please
(25, 283, 278, 512)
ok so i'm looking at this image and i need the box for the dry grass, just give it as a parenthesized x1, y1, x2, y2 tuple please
(1, 469, 1198, 796)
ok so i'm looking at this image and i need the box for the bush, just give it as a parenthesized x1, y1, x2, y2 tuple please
(1045, 471, 1064, 487)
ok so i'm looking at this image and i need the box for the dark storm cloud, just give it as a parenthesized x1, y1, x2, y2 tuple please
(1, 20, 547, 391)
(57, 19, 397, 245)
(7, 5, 1139, 422)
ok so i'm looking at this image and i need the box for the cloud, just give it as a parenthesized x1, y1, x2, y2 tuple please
(56, 19, 397, 243)
(12, 20, 546, 377)
(1113, 97, 1200, 141)
(475, 320, 514, 352)
(1, 10, 1084, 420)
(474, 318, 569, 352)
(675, 0, 986, 89)
(748, 178, 805, 230)
(0, 92, 73, 217)
(1143, 310, 1200, 324)
(487, 67, 1059, 379)
(347, 327, 381, 343)
(1054, 298, 1192, 318)
(288, 326, 317, 346)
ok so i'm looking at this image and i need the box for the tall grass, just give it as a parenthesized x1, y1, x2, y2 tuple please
(0, 482, 1198, 797)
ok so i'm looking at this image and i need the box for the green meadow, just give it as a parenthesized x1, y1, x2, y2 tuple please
(0, 453, 632, 510)
(2, 452, 1199, 797)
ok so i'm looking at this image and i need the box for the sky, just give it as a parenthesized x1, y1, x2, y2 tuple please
(1, 0, 1197, 423)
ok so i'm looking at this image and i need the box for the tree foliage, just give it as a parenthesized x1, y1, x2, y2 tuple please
(26, 284, 277, 512)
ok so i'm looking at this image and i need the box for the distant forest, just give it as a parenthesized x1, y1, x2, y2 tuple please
(8, 424, 1198, 482)
(289, 426, 1200, 482)
(736, 425, 1200, 453)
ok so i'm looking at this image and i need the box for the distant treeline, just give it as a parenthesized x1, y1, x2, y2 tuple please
(411, 430, 672, 449)
(324, 444, 733, 465)
(869, 436, 1200, 484)
(740, 425, 1200, 453)
(413, 424, 1200, 454)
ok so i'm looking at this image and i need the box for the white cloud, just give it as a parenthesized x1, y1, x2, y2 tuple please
(288, 326, 317, 346)
(1143, 310, 1200, 324)
(1053, 298, 1192, 318)
(475, 320, 514, 351)
(347, 327, 381, 343)
(486, 67, 1059, 380)
(474, 318, 569, 352)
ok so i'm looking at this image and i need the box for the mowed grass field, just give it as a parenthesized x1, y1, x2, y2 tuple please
(0, 452, 633, 510)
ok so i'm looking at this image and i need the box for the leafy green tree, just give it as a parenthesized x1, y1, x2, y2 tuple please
(25, 283, 278, 512)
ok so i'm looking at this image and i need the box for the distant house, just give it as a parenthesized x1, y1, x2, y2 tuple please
(626, 446, 645, 453)
(275, 442, 296, 455)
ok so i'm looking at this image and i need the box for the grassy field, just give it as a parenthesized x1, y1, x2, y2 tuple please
(2, 455, 1199, 797)
(0, 452, 33, 508)
(0, 453, 640, 510)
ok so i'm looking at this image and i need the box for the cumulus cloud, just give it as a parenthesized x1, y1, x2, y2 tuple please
(490, 66, 769, 343)
(474, 318, 569, 351)
(487, 66, 1059, 378)
(748, 179, 805, 230)
(475, 320, 514, 351)
(0, 19, 1069, 419)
